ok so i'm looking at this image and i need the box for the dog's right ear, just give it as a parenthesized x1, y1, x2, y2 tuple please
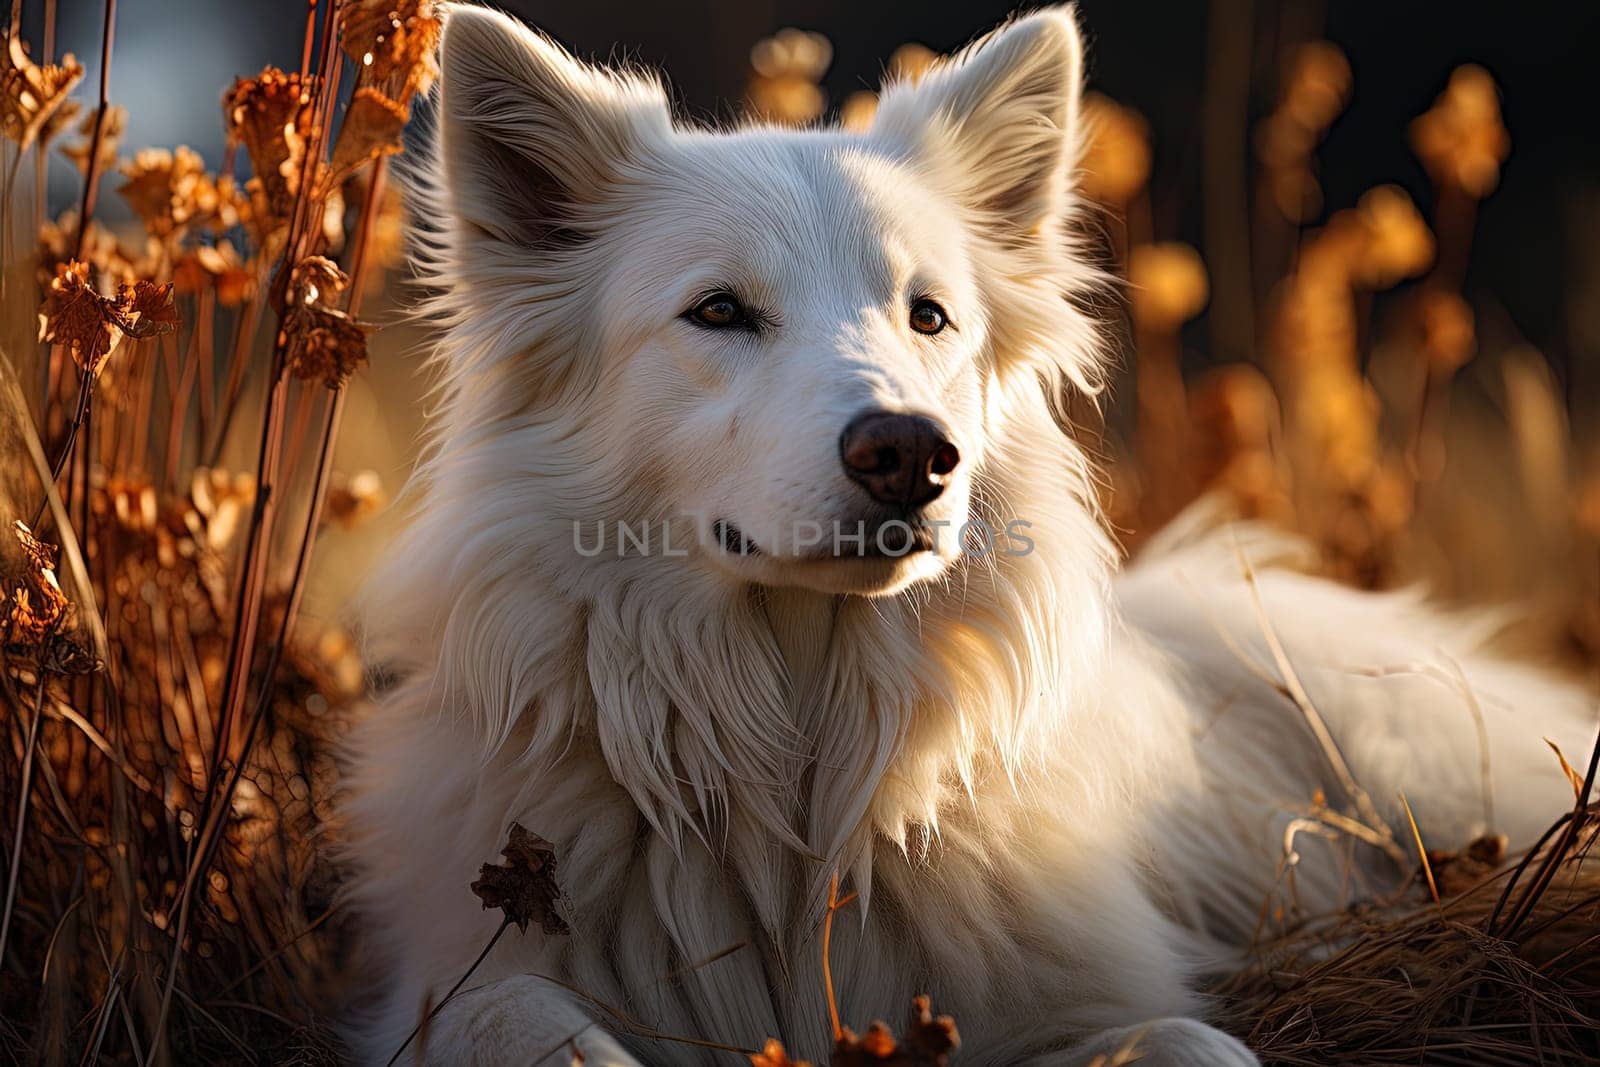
(437, 6, 670, 249)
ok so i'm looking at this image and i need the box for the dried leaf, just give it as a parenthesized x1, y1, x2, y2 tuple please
(118, 280, 179, 339)
(1546, 738, 1587, 803)
(324, 87, 408, 193)
(470, 823, 569, 936)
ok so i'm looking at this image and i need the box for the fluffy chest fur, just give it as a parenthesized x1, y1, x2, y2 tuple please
(343, 541, 1211, 1062)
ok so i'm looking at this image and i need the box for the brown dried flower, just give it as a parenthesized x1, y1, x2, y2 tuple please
(280, 255, 370, 387)
(341, 0, 442, 102)
(36, 95, 81, 148)
(117, 146, 246, 239)
(39, 260, 122, 374)
(37, 210, 139, 286)
(751, 1039, 814, 1067)
(1417, 290, 1475, 377)
(470, 823, 569, 936)
(13, 520, 58, 574)
(1411, 64, 1509, 199)
(289, 255, 350, 305)
(173, 241, 255, 306)
(119, 279, 180, 338)
(60, 104, 126, 173)
(224, 68, 315, 235)
(0, 35, 83, 149)
(1080, 94, 1151, 207)
(1353, 185, 1434, 288)
(747, 29, 832, 125)
(282, 308, 372, 389)
(324, 469, 387, 530)
(37, 261, 179, 376)
(7, 521, 69, 647)
(1255, 43, 1350, 222)
(832, 997, 960, 1067)
(1128, 242, 1209, 332)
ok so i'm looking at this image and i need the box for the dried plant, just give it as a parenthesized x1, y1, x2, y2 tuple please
(1, 1, 427, 1062)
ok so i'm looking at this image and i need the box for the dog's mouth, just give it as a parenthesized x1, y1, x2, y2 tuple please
(712, 519, 761, 557)
(711, 519, 936, 561)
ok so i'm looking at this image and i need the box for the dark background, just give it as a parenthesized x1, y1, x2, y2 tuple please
(22, 0, 1600, 429)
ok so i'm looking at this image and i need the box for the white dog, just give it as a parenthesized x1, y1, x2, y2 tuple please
(341, 6, 1597, 1064)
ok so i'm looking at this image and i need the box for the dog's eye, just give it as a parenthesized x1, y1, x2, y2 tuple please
(909, 298, 948, 335)
(686, 292, 750, 329)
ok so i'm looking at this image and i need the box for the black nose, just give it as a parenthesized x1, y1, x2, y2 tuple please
(839, 411, 961, 507)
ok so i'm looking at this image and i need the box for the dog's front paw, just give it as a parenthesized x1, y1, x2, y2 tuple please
(1052, 1017, 1257, 1067)
(423, 975, 644, 1067)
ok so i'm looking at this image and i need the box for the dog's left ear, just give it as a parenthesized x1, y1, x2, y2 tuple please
(870, 8, 1084, 243)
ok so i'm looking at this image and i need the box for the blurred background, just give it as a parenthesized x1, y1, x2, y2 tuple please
(18, 0, 1599, 419)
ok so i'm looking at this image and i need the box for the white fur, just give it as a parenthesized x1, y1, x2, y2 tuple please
(341, 7, 1598, 1065)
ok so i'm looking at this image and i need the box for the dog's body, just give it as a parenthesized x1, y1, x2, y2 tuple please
(342, 7, 1597, 1064)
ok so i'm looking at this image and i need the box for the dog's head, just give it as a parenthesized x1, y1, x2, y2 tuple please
(432, 5, 1101, 597)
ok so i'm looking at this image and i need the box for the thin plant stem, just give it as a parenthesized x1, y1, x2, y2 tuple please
(822, 869, 858, 1042)
(30, 362, 91, 528)
(73, 0, 117, 260)
(385, 918, 512, 1067)
(0, 672, 48, 967)
(147, 5, 345, 1057)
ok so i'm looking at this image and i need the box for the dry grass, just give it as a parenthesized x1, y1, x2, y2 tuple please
(0, 4, 1596, 1066)
(2, 1, 430, 1062)
(1216, 753, 1600, 1065)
